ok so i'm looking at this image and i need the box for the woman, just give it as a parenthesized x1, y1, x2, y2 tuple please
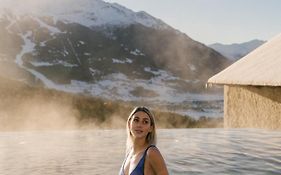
(119, 106, 169, 175)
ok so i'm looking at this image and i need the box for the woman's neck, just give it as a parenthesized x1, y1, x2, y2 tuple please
(132, 138, 148, 154)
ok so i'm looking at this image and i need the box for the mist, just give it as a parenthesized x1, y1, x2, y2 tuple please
(0, 74, 132, 131)
(0, 79, 76, 131)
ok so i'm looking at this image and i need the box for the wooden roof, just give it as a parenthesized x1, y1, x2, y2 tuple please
(208, 33, 281, 86)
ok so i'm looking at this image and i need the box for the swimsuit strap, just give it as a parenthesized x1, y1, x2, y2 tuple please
(145, 145, 156, 152)
(134, 145, 156, 175)
(120, 145, 157, 175)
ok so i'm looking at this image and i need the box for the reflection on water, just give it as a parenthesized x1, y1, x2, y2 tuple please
(0, 129, 280, 175)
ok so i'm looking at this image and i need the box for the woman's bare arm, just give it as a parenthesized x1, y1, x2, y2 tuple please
(147, 147, 169, 175)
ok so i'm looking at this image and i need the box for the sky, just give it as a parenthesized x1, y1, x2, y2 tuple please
(104, 0, 281, 45)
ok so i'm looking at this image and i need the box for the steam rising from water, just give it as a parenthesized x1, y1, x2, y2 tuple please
(0, 91, 79, 131)
(0, 76, 133, 130)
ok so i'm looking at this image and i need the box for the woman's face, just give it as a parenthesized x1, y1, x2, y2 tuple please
(129, 111, 152, 139)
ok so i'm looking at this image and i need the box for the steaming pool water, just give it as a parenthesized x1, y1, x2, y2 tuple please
(0, 129, 280, 175)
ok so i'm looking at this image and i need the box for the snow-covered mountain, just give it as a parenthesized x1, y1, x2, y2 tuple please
(0, 0, 170, 29)
(209, 39, 265, 61)
(0, 0, 228, 118)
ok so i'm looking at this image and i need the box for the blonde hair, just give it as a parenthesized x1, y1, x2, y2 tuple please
(126, 106, 157, 153)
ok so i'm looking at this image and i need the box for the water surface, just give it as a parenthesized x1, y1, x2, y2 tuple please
(0, 129, 280, 175)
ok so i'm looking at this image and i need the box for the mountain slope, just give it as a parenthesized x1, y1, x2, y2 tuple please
(0, 0, 227, 118)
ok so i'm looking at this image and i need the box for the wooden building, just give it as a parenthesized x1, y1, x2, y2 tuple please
(208, 33, 281, 129)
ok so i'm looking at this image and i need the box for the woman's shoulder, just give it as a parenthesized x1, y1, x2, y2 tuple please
(146, 145, 162, 159)
(145, 145, 169, 174)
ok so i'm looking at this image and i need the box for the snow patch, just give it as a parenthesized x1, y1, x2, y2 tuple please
(30, 61, 53, 67)
(30, 60, 78, 68)
(84, 52, 91, 56)
(130, 49, 145, 56)
(15, 31, 36, 66)
(112, 58, 132, 64)
(78, 40, 85, 45)
(89, 68, 100, 77)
